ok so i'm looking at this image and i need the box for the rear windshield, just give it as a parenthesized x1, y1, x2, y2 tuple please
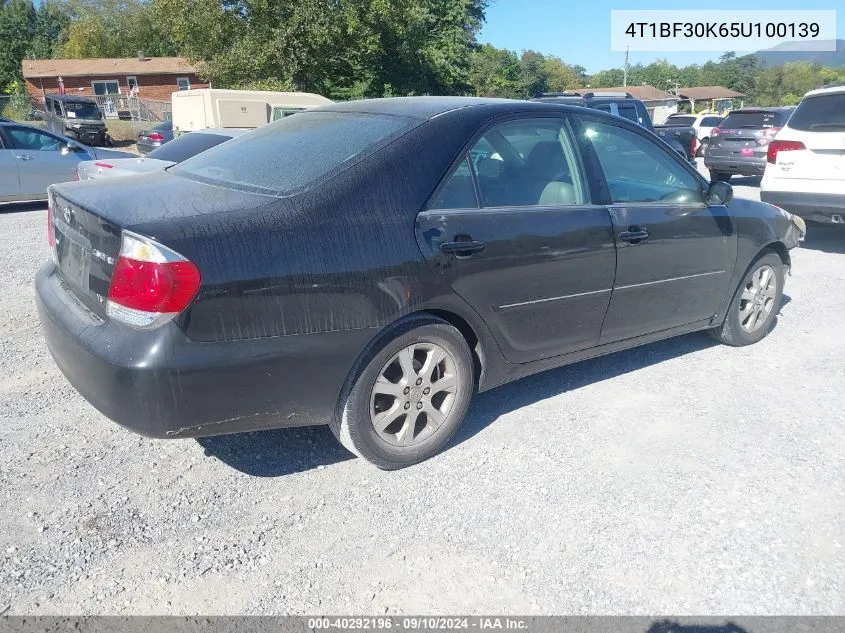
(172, 111, 416, 196)
(788, 93, 845, 131)
(720, 111, 784, 129)
(666, 116, 696, 125)
(148, 132, 231, 163)
(62, 102, 101, 120)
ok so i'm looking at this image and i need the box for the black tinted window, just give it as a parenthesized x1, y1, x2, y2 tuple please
(616, 103, 641, 124)
(63, 102, 101, 119)
(430, 158, 477, 210)
(583, 120, 702, 204)
(788, 93, 845, 131)
(701, 116, 722, 127)
(148, 132, 231, 162)
(667, 116, 696, 125)
(173, 112, 415, 195)
(720, 111, 783, 129)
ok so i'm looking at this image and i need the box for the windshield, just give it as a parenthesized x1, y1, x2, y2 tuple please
(666, 116, 696, 125)
(148, 132, 232, 163)
(720, 111, 784, 129)
(172, 111, 417, 196)
(788, 93, 845, 131)
(63, 102, 102, 120)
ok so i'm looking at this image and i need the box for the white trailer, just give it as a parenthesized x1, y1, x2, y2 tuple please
(171, 89, 333, 134)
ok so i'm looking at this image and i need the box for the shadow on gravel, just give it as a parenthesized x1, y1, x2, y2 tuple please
(0, 201, 47, 213)
(647, 621, 749, 633)
(450, 331, 720, 449)
(196, 425, 353, 477)
(799, 223, 845, 255)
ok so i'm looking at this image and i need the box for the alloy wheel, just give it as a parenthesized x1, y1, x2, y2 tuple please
(739, 264, 777, 333)
(369, 342, 459, 447)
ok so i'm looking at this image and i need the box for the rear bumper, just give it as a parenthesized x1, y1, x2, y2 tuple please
(704, 153, 766, 176)
(35, 263, 376, 438)
(759, 191, 845, 224)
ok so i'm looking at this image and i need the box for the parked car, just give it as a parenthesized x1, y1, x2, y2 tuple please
(43, 94, 110, 147)
(704, 107, 794, 181)
(137, 121, 174, 155)
(663, 112, 724, 156)
(532, 92, 697, 162)
(36, 97, 805, 469)
(760, 86, 845, 226)
(78, 128, 247, 180)
(0, 121, 134, 203)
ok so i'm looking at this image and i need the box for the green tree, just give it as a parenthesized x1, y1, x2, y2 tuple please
(469, 43, 520, 98)
(0, 0, 36, 92)
(589, 68, 624, 87)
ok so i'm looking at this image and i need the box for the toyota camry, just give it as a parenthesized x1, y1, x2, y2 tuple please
(36, 97, 806, 469)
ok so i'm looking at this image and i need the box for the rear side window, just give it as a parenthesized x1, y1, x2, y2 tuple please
(701, 116, 722, 127)
(172, 112, 416, 196)
(616, 103, 641, 125)
(720, 111, 783, 129)
(430, 158, 477, 210)
(465, 118, 587, 208)
(788, 93, 845, 131)
(148, 132, 231, 163)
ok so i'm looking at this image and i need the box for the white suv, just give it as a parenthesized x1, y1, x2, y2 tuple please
(663, 112, 724, 155)
(760, 86, 845, 225)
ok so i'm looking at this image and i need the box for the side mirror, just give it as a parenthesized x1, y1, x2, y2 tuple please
(706, 180, 733, 206)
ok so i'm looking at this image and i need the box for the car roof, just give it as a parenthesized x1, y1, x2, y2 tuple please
(316, 96, 572, 120)
(803, 85, 845, 98)
(727, 107, 792, 113)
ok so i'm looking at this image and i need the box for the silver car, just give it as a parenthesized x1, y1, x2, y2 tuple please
(77, 128, 247, 180)
(0, 121, 133, 203)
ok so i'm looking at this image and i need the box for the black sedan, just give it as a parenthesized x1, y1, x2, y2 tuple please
(36, 97, 806, 469)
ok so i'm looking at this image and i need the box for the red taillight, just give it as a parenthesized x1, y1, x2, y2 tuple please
(711, 127, 721, 137)
(47, 201, 56, 247)
(767, 140, 806, 164)
(147, 132, 164, 141)
(690, 137, 698, 156)
(106, 232, 201, 329)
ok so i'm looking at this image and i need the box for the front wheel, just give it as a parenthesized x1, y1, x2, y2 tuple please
(709, 252, 784, 346)
(330, 316, 474, 469)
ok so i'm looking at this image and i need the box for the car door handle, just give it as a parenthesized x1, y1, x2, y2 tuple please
(440, 239, 486, 256)
(619, 228, 649, 244)
(15, 154, 34, 161)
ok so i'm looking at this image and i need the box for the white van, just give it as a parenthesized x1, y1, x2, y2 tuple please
(171, 89, 333, 134)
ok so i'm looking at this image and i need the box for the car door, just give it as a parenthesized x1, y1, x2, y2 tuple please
(416, 115, 616, 364)
(0, 131, 22, 200)
(574, 114, 737, 343)
(4, 125, 88, 197)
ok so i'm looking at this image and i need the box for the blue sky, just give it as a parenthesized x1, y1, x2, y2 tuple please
(479, 0, 844, 72)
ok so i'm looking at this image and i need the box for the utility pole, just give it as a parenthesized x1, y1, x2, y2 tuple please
(623, 46, 629, 88)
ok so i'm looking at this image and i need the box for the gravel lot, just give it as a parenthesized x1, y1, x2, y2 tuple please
(1, 167, 843, 615)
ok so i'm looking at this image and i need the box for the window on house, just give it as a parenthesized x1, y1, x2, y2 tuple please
(176, 77, 190, 91)
(91, 80, 120, 96)
(127, 76, 138, 94)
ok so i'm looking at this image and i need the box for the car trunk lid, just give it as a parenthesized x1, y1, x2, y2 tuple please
(48, 171, 273, 318)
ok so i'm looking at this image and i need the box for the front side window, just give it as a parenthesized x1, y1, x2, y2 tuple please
(616, 103, 641, 125)
(172, 111, 417, 196)
(5, 127, 63, 152)
(51, 100, 62, 116)
(582, 120, 703, 204)
(464, 118, 587, 208)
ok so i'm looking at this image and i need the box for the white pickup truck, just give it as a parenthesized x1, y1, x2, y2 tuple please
(662, 112, 724, 156)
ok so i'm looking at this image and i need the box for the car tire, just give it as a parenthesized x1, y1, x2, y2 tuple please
(709, 170, 731, 182)
(709, 252, 784, 347)
(696, 139, 709, 157)
(330, 315, 474, 469)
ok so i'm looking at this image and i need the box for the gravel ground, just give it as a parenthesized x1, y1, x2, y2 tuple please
(1, 168, 844, 615)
